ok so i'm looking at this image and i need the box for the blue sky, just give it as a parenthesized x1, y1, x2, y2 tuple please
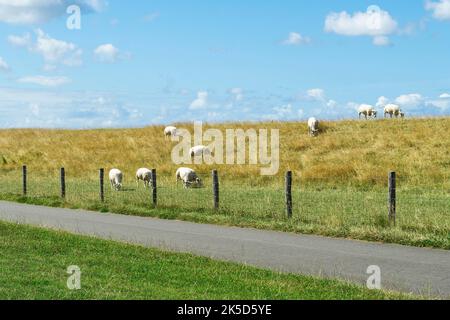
(0, 0, 450, 128)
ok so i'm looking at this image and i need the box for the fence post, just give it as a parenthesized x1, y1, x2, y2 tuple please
(151, 169, 157, 207)
(285, 171, 293, 219)
(99, 168, 105, 202)
(22, 165, 27, 196)
(60, 168, 66, 199)
(212, 170, 219, 210)
(388, 171, 396, 226)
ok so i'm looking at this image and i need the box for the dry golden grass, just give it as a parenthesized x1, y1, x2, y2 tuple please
(1, 117, 449, 189)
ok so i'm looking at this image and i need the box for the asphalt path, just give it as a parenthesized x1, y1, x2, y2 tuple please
(1, 201, 449, 298)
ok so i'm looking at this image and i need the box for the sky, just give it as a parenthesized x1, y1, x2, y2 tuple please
(0, 0, 450, 128)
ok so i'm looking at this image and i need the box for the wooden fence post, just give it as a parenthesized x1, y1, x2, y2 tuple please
(99, 168, 105, 202)
(212, 170, 219, 210)
(60, 168, 66, 199)
(388, 171, 396, 226)
(151, 169, 157, 207)
(285, 171, 293, 219)
(22, 165, 27, 196)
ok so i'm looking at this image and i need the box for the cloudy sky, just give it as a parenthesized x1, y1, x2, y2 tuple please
(0, 0, 450, 128)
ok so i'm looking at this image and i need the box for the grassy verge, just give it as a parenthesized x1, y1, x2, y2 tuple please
(0, 221, 411, 300)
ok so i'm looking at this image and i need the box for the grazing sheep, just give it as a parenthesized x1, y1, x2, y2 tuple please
(109, 169, 123, 191)
(384, 104, 404, 118)
(189, 145, 212, 158)
(136, 168, 152, 188)
(176, 167, 203, 188)
(164, 126, 178, 138)
(308, 117, 320, 137)
(358, 105, 377, 119)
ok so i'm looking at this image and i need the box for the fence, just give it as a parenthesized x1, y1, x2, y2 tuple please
(1, 166, 449, 232)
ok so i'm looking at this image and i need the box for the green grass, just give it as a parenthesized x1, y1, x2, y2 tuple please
(0, 221, 411, 300)
(0, 172, 449, 250)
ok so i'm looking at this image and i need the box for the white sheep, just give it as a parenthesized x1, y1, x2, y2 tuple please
(164, 126, 178, 138)
(136, 168, 152, 188)
(358, 105, 377, 119)
(189, 145, 212, 158)
(384, 104, 404, 118)
(109, 169, 123, 191)
(176, 167, 203, 188)
(308, 117, 320, 137)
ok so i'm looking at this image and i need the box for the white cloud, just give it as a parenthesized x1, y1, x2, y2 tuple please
(347, 102, 360, 111)
(427, 99, 450, 110)
(8, 29, 83, 69)
(190, 91, 209, 110)
(0, 57, 10, 72)
(94, 44, 120, 63)
(427, 92, 450, 110)
(305, 89, 338, 109)
(0, 0, 106, 25)
(373, 35, 391, 46)
(29, 103, 40, 116)
(326, 100, 337, 108)
(395, 93, 423, 108)
(283, 32, 311, 45)
(7, 33, 31, 47)
(0, 87, 145, 129)
(262, 104, 304, 121)
(144, 12, 160, 22)
(426, 0, 450, 20)
(35, 29, 82, 67)
(375, 93, 450, 114)
(376, 96, 390, 108)
(325, 5, 398, 45)
(18, 75, 71, 87)
(230, 88, 244, 101)
(307, 88, 326, 101)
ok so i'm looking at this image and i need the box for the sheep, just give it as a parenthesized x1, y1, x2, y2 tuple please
(384, 104, 404, 118)
(136, 168, 152, 188)
(164, 126, 178, 138)
(308, 117, 320, 137)
(358, 105, 377, 119)
(189, 145, 212, 158)
(176, 167, 203, 188)
(109, 169, 123, 191)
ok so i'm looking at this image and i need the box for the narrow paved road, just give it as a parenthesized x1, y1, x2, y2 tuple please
(1, 201, 449, 298)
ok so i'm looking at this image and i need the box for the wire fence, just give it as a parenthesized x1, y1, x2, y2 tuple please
(0, 166, 449, 232)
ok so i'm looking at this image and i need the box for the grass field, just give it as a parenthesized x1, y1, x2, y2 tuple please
(0, 221, 412, 300)
(0, 118, 449, 249)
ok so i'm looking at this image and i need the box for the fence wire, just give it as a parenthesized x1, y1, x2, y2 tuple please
(0, 167, 449, 234)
